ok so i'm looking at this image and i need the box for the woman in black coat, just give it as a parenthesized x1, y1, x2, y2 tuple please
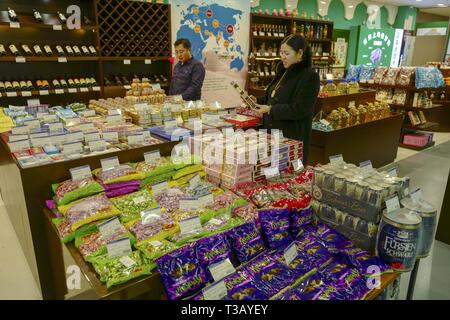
(254, 34, 320, 165)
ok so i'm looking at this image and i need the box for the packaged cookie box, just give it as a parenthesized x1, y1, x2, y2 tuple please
(223, 163, 254, 176)
(223, 114, 260, 128)
(221, 173, 252, 189)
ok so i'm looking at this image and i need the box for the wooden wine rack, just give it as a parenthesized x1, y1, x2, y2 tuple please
(96, 0, 171, 58)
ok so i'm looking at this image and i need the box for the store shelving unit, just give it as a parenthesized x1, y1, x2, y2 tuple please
(0, 0, 172, 104)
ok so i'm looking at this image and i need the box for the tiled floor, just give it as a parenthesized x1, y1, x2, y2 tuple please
(1, 133, 450, 300)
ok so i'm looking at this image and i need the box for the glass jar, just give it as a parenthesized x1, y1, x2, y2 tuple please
(345, 177, 358, 198)
(339, 108, 350, 128)
(367, 185, 384, 207)
(355, 181, 370, 202)
(358, 105, 367, 123)
(323, 170, 336, 190)
(314, 167, 325, 187)
(334, 174, 347, 194)
(326, 110, 341, 129)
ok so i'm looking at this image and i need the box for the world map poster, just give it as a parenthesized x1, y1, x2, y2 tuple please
(171, 0, 250, 107)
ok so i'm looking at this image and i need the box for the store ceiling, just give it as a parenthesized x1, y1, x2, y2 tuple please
(374, 0, 450, 8)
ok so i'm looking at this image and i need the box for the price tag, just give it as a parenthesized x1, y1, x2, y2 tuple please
(179, 198, 200, 212)
(203, 280, 227, 301)
(271, 71, 276, 76)
(259, 72, 265, 76)
(144, 150, 161, 164)
(293, 159, 304, 172)
(264, 52, 269, 57)
(80, 87, 89, 92)
(106, 238, 132, 259)
(89, 139, 106, 152)
(410, 188, 423, 203)
(43, 114, 57, 123)
(151, 180, 168, 196)
(208, 259, 236, 282)
(81, 110, 96, 117)
(119, 256, 136, 268)
(24, 119, 41, 129)
(256, 52, 261, 56)
(259, 32, 265, 36)
(12, 126, 29, 135)
(320, 119, 331, 126)
(264, 166, 280, 179)
(326, 74, 334, 80)
(141, 207, 162, 225)
(39, 90, 49, 96)
(209, 218, 223, 226)
(103, 131, 119, 142)
(84, 132, 100, 142)
(189, 174, 201, 188)
(385, 194, 401, 213)
(93, 86, 101, 92)
(10, 22, 20, 28)
(70, 165, 92, 181)
(50, 133, 66, 145)
(283, 242, 298, 266)
(164, 119, 177, 130)
(48, 122, 64, 133)
(329, 154, 344, 164)
(21, 91, 32, 97)
(107, 114, 122, 125)
(123, 85, 132, 90)
(79, 122, 95, 132)
(27, 98, 41, 107)
(386, 167, 397, 177)
(9, 134, 28, 142)
(9, 139, 30, 152)
(65, 131, 83, 142)
(142, 130, 150, 141)
(151, 83, 161, 90)
(123, 59, 131, 65)
(349, 101, 356, 107)
(150, 241, 163, 247)
(199, 193, 214, 207)
(279, 33, 285, 37)
(15, 56, 26, 63)
(68, 88, 77, 93)
(360, 160, 375, 178)
(58, 57, 67, 63)
(128, 133, 144, 145)
(101, 156, 120, 170)
(53, 24, 63, 31)
(55, 89, 64, 95)
(145, 59, 152, 65)
(273, 33, 279, 37)
(63, 141, 83, 156)
(179, 216, 202, 235)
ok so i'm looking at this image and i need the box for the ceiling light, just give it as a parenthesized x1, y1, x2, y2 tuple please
(349, 5, 354, 8)
(416, 0, 422, 2)
(437, 3, 447, 6)
(320, 1, 327, 4)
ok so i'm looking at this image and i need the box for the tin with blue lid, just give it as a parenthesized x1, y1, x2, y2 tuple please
(376, 208, 421, 272)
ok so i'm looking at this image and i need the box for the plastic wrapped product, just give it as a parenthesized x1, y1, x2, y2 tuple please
(196, 233, 233, 282)
(92, 250, 155, 288)
(228, 222, 265, 263)
(290, 207, 314, 236)
(397, 67, 415, 86)
(52, 217, 99, 243)
(137, 239, 178, 261)
(224, 270, 269, 300)
(127, 212, 176, 243)
(381, 68, 400, 86)
(415, 67, 445, 89)
(171, 164, 204, 180)
(58, 194, 120, 231)
(156, 243, 207, 300)
(345, 65, 361, 81)
(372, 67, 388, 84)
(110, 189, 158, 223)
(154, 187, 185, 213)
(294, 274, 345, 300)
(302, 241, 334, 268)
(93, 164, 144, 185)
(359, 65, 376, 83)
(258, 208, 292, 249)
(232, 203, 259, 223)
(52, 177, 104, 206)
(338, 246, 391, 276)
(273, 250, 316, 281)
(102, 180, 141, 198)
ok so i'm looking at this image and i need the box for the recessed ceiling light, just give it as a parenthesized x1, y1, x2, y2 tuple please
(437, 3, 447, 6)
(349, 5, 354, 8)
(416, 0, 422, 2)
(320, 1, 327, 4)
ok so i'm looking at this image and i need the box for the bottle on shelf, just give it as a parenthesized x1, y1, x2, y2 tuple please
(0, 81, 5, 92)
(81, 46, 90, 55)
(323, 25, 328, 39)
(26, 80, 34, 90)
(103, 77, 112, 86)
(65, 45, 74, 56)
(348, 78, 360, 94)
(8, 7, 18, 22)
(0, 44, 6, 56)
(292, 22, 297, 34)
(9, 44, 20, 56)
(41, 80, 50, 90)
(33, 9, 42, 23)
(21, 44, 33, 56)
(79, 78, 86, 87)
(88, 46, 97, 55)
(44, 45, 53, 56)
(318, 44, 323, 56)
(322, 80, 337, 96)
(73, 78, 81, 87)
(59, 79, 68, 88)
(33, 44, 43, 56)
(337, 79, 349, 95)
(19, 81, 28, 90)
(52, 79, 61, 89)
(4, 81, 13, 92)
(72, 45, 82, 56)
(55, 45, 65, 56)
(12, 81, 20, 91)
(299, 23, 305, 37)
(57, 11, 67, 24)
(114, 76, 123, 85)
(253, 24, 258, 36)
(67, 78, 76, 88)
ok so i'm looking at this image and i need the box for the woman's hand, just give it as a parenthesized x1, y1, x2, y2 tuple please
(254, 104, 272, 117)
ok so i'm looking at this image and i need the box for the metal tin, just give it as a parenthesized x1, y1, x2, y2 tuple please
(355, 181, 370, 202)
(333, 174, 346, 194)
(323, 170, 335, 190)
(401, 198, 437, 258)
(345, 177, 358, 198)
(368, 186, 384, 207)
(376, 208, 421, 272)
(313, 167, 325, 187)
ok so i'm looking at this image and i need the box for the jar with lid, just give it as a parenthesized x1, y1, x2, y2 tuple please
(326, 110, 341, 129)
(358, 105, 367, 123)
(339, 108, 350, 128)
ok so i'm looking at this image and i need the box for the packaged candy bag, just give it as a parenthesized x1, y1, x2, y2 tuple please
(228, 222, 265, 263)
(345, 65, 361, 81)
(338, 246, 391, 276)
(273, 250, 316, 281)
(302, 241, 334, 268)
(137, 239, 178, 261)
(294, 274, 345, 300)
(224, 270, 269, 300)
(171, 164, 204, 181)
(290, 207, 314, 236)
(52, 177, 104, 206)
(52, 217, 99, 243)
(156, 244, 207, 300)
(359, 65, 375, 82)
(110, 189, 158, 223)
(314, 230, 353, 254)
(232, 203, 259, 223)
(59, 194, 120, 231)
(93, 164, 144, 185)
(127, 212, 176, 244)
(259, 208, 292, 249)
(92, 250, 155, 288)
(196, 233, 233, 282)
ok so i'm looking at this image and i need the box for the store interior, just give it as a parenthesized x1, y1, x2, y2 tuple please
(0, 0, 450, 300)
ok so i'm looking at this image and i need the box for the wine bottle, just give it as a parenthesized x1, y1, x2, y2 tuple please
(56, 45, 65, 56)
(21, 44, 33, 56)
(19, 81, 28, 90)
(88, 46, 97, 55)
(9, 44, 20, 56)
(0, 44, 6, 56)
(67, 78, 75, 88)
(26, 80, 34, 90)
(81, 46, 90, 55)
(41, 80, 50, 90)
(12, 81, 20, 91)
(33, 9, 42, 23)
(90, 77, 97, 86)
(44, 45, 53, 56)
(73, 78, 81, 87)
(8, 7, 18, 22)
(103, 77, 111, 86)
(52, 79, 61, 89)
(5, 81, 14, 92)
(59, 79, 68, 88)
(0, 81, 5, 92)
(57, 11, 67, 24)
(33, 44, 43, 56)
(72, 46, 82, 56)
(65, 45, 74, 56)
(79, 78, 87, 87)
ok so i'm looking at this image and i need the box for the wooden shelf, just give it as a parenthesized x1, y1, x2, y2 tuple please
(103, 83, 170, 91)
(403, 122, 439, 130)
(248, 74, 276, 79)
(101, 57, 170, 61)
(253, 35, 286, 40)
(399, 141, 435, 151)
(359, 82, 445, 91)
(0, 88, 101, 98)
(251, 13, 294, 21)
(306, 39, 332, 43)
(0, 20, 97, 31)
(389, 103, 444, 111)
(0, 56, 99, 62)
(254, 56, 281, 60)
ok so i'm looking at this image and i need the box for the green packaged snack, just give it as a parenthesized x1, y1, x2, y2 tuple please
(52, 177, 104, 206)
(172, 164, 205, 181)
(52, 217, 100, 244)
(110, 189, 158, 223)
(137, 239, 179, 261)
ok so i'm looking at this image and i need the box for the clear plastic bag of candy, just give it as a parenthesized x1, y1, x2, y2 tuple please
(52, 177, 104, 206)
(345, 65, 361, 81)
(93, 164, 144, 185)
(110, 189, 158, 223)
(372, 67, 388, 84)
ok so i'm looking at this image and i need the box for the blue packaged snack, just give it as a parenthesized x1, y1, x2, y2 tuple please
(359, 65, 376, 82)
(294, 234, 317, 251)
(345, 64, 361, 81)
(196, 233, 233, 282)
(225, 270, 269, 300)
(156, 243, 206, 300)
(228, 222, 265, 263)
(338, 246, 391, 276)
(290, 207, 314, 236)
(259, 208, 292, 249)
(415, 67, 444, 89)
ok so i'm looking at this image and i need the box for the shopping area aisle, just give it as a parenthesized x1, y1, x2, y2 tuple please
(0, 136, 449, 300)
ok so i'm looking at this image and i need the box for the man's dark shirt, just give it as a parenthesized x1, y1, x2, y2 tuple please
(169, 57, 205, 101)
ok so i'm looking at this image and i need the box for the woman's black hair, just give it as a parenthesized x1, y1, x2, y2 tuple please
(281, 34, 312, 67)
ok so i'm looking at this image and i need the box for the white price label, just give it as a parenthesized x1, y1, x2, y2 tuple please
(89, 139, 106, 152)
(349, 101, 356, 107)
(6, 92, 18, 97)
(144, 150, 161, 164)
(329, 154, 344, 164)
(48, 122, 64, 133)
(141, 207, 162, 225)
(63, 142, 83, 155)
(15, 56, 26, 63)
(259, 32, 265, 36)
(208, 258, 236, 282)
(284, 242, 298, 266)
(12, 126, 29, 135)
(264, 52, 269, 57)
(58, 57, 67, 63)
(21, 91, 32, 97)
(43, 114, 57, 123)
(39, 90, 49, 96)
(360, 160, 374, 178)
(320, 119, 331, 126)
(53, 24, 63, 31)
(103, 131, 119, 142)
(142, 130, 150, 141)
(65, 131, 83, 142)
(189, 174, 201, 188)
(326, 74, 334, 80)
(179, 198, 200, 212)
(151, 181, 168, 196)
(410, 188, 423, 203)
(27, 98, 41, 107)
(271, 71, 276, 76)
(98, 217, 123, 239)
(209, 218, 223, 226)
(93, 86, 101, 92)
(385, 194, 401, 213)
(9, 134, 28, 142)
(199, 193, 214, 207)
(108, 109, 121, 116)
(81, 110, 96, 117)
(151, 83, 161, 90)
(84, 132, 100, 142)
(123, 59, 131, 65)
(50, 133, 66, 145)
(256, 52, 261, 56)
(9, 139, 30, 152)
(264, 166, 280, 179)
(24, 120, 41, 129)
(101, 156, 120, 170)
(10, 22, 20, 28)
(55, 89, 64, 95)
(273, 33, 279, 37)
(68, 88, 77, 93)
(78, 122, 95, 132)
(150, 241, 163, 247)
(119, 256, 136, 268)
(70, 165, 92, 181)
(259, 72, 265, 76)
(279, 33, 285, 37)
(293, 159, 304, 172)
(164, 119, 177, 130)
(107, 114, 122, 125)
(386, 167, 398, 177)
(127, 134, 144, 145)
(203, 280, 227, 300)
(106, 238, 132, 259)
(80, 87, 89, 92)
(179, 216, 202, 235)
(145, 59, 152, 65)
(123, 85, 132, 90)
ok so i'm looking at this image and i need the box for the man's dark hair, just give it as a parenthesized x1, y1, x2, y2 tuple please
(174, 38, 191, 50)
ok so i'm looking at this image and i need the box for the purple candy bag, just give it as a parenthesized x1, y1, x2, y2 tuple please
(259, 208, 292, 249)
(338, 247, 391, 276)
(102, 180, 141, 191)
(273, 249, 315, 280)
(105, 186, 140, 198)
(196, 233, 233, 282)
(228, 222, 265, 263)
(302, 241, 334, 268)
(156, 244, 206, 300)
(225, 270, 269, 300)
(293, 274, 345, 300)
(290, 207, 314, 236)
